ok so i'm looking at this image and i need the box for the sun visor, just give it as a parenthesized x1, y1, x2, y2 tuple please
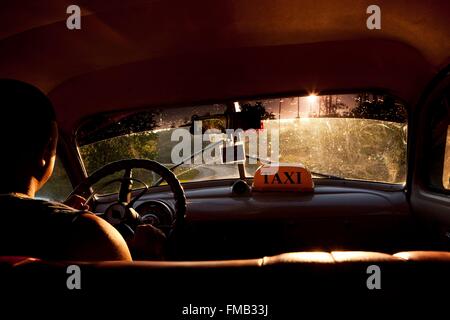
(252, 164, 314, 192)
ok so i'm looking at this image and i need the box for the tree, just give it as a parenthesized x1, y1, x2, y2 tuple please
(351, 93, 406, 123)
(240, 101, 276, 120)
(78, 111, 159, 173)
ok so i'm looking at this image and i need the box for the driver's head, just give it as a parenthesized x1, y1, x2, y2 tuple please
(0, 79, 58, 195)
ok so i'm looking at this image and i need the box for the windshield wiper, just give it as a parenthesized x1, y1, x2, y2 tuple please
(152, 139, 225, 187)
(245, 155, 346, 180)
(309, 171, 346, 180)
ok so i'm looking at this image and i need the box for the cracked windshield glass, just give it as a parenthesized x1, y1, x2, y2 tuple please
(77, 93, 407, 194)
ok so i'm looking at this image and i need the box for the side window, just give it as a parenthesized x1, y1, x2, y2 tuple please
(444, 125, 450, 189)
(36, 157, 73, 202)
(428, 91, 450, 192)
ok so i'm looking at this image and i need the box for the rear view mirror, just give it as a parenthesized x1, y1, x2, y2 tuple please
(190, 109, 263, 134)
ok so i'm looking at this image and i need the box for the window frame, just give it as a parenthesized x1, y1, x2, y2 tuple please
(424, 77, 450, 195)
(73, 90, 410, 189)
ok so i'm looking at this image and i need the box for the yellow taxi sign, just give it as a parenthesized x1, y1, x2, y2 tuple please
(252, 163, 314, 192)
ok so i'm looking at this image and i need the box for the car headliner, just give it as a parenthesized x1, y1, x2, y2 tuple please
(0, 0, 449, 135)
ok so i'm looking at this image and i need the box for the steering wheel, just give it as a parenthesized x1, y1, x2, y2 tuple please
(69, 159, 187, 240)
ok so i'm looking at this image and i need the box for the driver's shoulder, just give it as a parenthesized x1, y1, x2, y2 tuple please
(35, 200, 133, 261)
(0, 194, 131, 261)
(66, 213, 132, 261)
(34, 201, 132, 261)
(0, 193, 81, 221)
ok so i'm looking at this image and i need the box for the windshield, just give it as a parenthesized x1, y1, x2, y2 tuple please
(77, 93, 407, 192)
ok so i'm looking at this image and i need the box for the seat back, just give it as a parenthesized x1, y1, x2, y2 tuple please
(2, 251, 449, 311)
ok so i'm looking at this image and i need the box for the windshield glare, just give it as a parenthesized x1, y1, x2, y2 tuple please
(77, 93, 407, 192)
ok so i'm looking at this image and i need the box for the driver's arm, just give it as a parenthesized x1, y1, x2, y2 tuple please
(65, 213, 132, 261)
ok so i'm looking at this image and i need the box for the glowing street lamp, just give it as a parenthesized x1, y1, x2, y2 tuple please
(307, 94, 318, 104)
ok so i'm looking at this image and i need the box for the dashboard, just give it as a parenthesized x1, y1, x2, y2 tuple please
(93, 179, 411, 259)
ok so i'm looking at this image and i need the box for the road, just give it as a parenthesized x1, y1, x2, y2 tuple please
(186, 164, 239, 181)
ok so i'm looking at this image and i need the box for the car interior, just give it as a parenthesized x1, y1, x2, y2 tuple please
(1, 0, 450, 312)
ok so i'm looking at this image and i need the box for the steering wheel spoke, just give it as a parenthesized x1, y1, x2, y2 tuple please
(118, 168, 133, 203)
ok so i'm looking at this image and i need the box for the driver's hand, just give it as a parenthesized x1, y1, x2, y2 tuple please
(64, 194, 90, 211)
(128, 224, 166, 260)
